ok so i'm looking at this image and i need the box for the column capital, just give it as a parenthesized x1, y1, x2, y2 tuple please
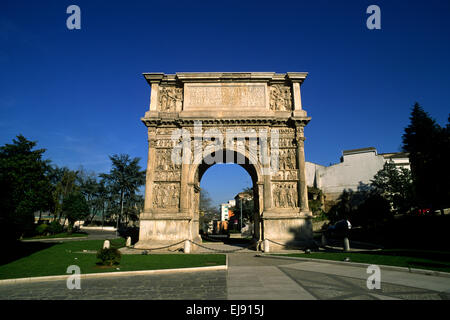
(294, 126, 306, 144)
(148, 139, 157, 148)
(188, 182, 201, 192)
(147, 126, 157, 145)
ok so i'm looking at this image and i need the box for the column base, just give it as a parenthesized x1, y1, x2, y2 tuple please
(135, 217, 203, 252)
(262, 211, 315, 251)
(134, 240, 185, 252)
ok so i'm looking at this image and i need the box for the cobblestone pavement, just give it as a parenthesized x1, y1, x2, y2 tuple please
(0, 271, 226, 300)
(0, 253, 449, 300)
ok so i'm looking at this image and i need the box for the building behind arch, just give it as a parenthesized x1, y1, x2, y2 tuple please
(306, 147, 410, 210)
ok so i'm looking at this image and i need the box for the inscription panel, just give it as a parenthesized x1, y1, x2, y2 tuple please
(184, 83, 267, 110)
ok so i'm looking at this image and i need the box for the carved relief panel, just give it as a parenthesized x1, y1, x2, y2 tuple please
(277, 128, 295, 135)
(278, 137, 295, 148)
(154, 149, 181, 181)
(272, 182, 298, 208)
(269, 84, 292, 111)
(152, 182, 180, 208)
(159, 86, 183, 112)
(156, 139, 175, 148)
(278, 149, 296, 170)
(271, 146, 298, 181)
(155, 149, 180, 171)
(271, 170, 298, 181)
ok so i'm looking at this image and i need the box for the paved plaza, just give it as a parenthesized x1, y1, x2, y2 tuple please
(1, 253, 449, 300)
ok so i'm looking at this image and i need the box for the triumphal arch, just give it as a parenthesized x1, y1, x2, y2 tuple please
(135, 72, 313, 250)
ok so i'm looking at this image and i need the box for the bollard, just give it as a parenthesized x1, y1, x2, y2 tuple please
(184, 240, 191, 254)
(321, 233, 327, 246)
(343, 237, 350, 252)
(263, 239, 270, 253)
(103, 240, 110, 249)
(126, 236, 131, 247)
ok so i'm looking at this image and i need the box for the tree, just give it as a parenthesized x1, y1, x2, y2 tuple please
(100, 154, 145, 228)
(242, 187, 253, 194)
(326, 190, 357, 224)
(122, 192, 144, 224)
(308, 186, 324, 216)
(77, 168, 101, 225)
(199, 189, 218, 232)
(199, 189, 215, 215)
(370, 161, 414, 214)
(233, 199, 254, 224)
(402, 103, 450, 211)
(62, 191, 89, 233)
(353, 193, 392, 229)
(48, 166, 79, 223)
(95, 179, 109, 227)
(229, 187, 255, 228)
(0, 135, 53, 242)
(102, 179, 119, 225)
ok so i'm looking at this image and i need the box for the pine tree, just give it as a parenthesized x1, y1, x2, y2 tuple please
(402, 103, 449, 211)
(0, 135, 53, 242)
(100, 154, 145, 228)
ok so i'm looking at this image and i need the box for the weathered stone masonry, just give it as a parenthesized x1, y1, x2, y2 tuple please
(135, 72, 314, 250)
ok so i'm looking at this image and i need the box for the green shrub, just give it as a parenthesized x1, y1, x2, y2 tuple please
(35, 223, 49, 235)
(312, 210, 328, 222)
(96, 248, 121, 266)
(48, 220, 64, 234)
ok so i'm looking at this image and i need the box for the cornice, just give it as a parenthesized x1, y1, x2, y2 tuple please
(141, 116, 311, 127)
(142, 72, 309, 86)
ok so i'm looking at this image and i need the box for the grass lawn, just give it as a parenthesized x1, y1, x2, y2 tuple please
(275, 249, 450, 273)
(22, 232, 88, 240)
(0, 238, 226, 280)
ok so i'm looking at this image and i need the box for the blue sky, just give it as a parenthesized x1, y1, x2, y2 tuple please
(1, 0, 449, 207)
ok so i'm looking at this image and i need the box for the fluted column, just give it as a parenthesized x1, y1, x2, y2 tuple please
(143, 127, 157, 212)
(261, 132, 272, 211)
(255, 181, 264, 241)
(296, 127, 309, 212)
(179, 163, 189, 214)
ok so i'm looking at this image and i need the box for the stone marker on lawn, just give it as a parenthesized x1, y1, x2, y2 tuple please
(103, 240, 110, 249)
(184, 240, 191, 253)
(126, 236, 131, 247)
(344, 237, 350, 252)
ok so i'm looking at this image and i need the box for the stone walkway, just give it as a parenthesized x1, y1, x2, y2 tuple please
(0, 253, 449, 300)
(227, 254, 450, 300)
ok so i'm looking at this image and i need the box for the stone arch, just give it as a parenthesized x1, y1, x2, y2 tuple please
(188, 148, 265, 245)
(135, 72, 314, 251)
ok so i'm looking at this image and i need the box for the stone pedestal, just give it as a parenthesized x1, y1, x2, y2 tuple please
(135, 214, 202, 251)
(261, 211, 314, 250)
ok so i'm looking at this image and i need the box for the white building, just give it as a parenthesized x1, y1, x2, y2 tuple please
(306, 147, 410, 203)
(220, 199, 236, 221)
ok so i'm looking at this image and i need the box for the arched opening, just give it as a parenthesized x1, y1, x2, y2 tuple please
(190, 149, 263, 248)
